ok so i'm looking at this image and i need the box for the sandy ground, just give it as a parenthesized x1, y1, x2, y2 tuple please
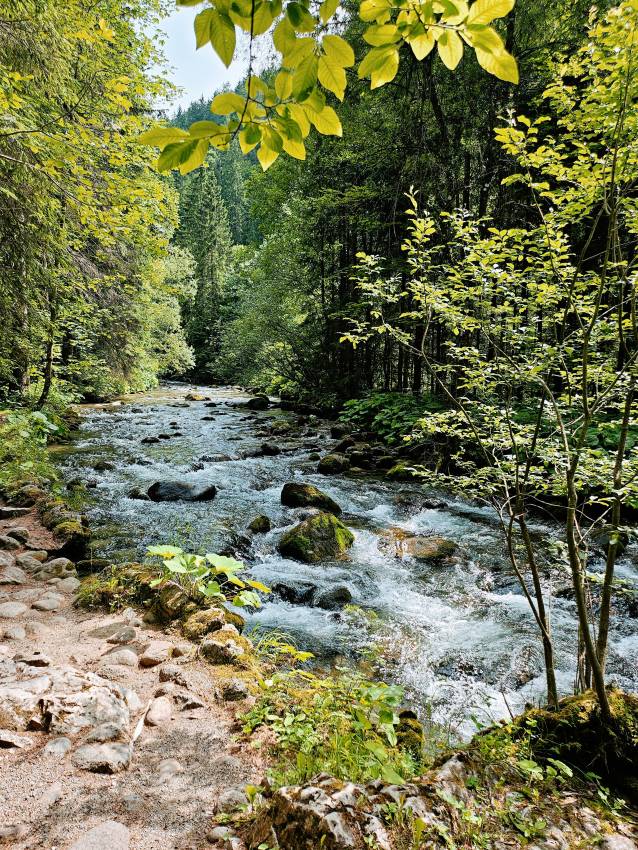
(0, 507, 264, 850)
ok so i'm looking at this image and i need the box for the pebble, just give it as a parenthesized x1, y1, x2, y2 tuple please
(104, 648, 138, 667)
(139, 640, 172, 667)
(73, 742, 133, 773)
(145, 696, 172, 726)
(68, 820, 130, 850)
(0, 601, 27, 618)
(44, 737, 72, 757)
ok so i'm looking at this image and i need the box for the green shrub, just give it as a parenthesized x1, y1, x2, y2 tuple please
(340, 392, 445, 446)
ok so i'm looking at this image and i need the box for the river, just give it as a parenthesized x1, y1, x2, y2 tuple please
(55, 384, 638, 738)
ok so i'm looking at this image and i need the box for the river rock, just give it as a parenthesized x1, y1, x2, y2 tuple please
(141, 435, 160, 444)
(3, 624, 26, 640)
(128, 486, 150, 500)
(0, 729, 33, 748)
(281, 482, 342, 515)
(201, 627, 250, 665)
(57, 576, 80, 592)
(245, 396, 269, 410)
(317, 453, 351, 474)
(158, 664, 188, 687)
(0, 552, 15, 569)
(32, 593, 63, 611)
(248, 514, 271, 534)
(272, 582, 317, 604)
(261, 442, 281, 456)
(313, 586, 353, 609)
(35, 557, 77, 579)
(185, 392, 207, 401)
(147, 481, 217, 502)
(107, 626, 136, 645)
(0, 535, 20, 551)
(221, 678, 249, 701)
(278, 513, 355, 563)
(403, 536, 458, 562)
(44, 736, 72, 757)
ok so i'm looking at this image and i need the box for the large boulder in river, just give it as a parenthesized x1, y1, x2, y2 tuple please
(147, 481, 217, 502)
(317, 453, 351, 475)
(281, 482, 342, 515)
(245, 396, 269, 410)
(278, 513, 354, 563)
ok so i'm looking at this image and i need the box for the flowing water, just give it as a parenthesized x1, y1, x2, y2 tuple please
(55, 384, 638, 737)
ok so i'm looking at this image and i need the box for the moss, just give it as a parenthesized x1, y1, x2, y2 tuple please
(386, 462, 423, 481)
(512, 689, 638, 799)
(281, 482, 342, 515)
(278, 513, 354, 563)
(248, 514, 272, 534)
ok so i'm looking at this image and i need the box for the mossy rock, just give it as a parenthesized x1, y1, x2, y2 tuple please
(278, 512, 354, 563)
(182, 604, 245, 641)
(153, 583, 198, 622)
(281, 482, 342, 515)
(397, 710, 424, 756)
(248, 514, 272, 534)
(515, 689, 638, 798)
(317, 453, 351, 475)
(386, 462, 422, 481)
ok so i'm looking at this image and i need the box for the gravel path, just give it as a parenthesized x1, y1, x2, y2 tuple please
(0, 506, 262, 850)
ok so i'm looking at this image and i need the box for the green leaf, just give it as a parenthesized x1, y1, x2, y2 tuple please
(147, 544, 184, 556)
(292, 54, 318, 101)
(138, 126, 189, 149)
(382, 764, 405, 784)
(188, 119, 223, 138)
(211, 91, 246, 114)
(245, 578, 272, 592)
(179, 138, 209, 173)
(275, 70, 293, 99)
(286, 1, 316, 32)
(283, 36, 315, 67)
(273, 16, 297, 52)
(239, 123, 262, 153)
(322, 34, 355, 67)
(319, 0, 340, 23)
(257, 143, 280, 170)
(318, 54, 346, 99)
(359, 0, 391, 23)
(363, 24, 399, 46)
(252, 1, 275, 35)
(474, 45, 518, 83)
(467, 0, 515, 26)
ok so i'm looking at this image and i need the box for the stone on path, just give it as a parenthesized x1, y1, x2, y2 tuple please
(104, 649, 138, 667)
(0, 552, 15, 569)
(107, 626, 136, 645)
(145, 696, 172, 726)
(0, 506, 30, 520)
(0, 729, 32, 748)
(0, 565, 27, 585)
(0, 535, 20, 551)
(44, 736, 72, 757)
(6, 526, 29, 543)
(57, 576, 81, 592)
(602, 838, 638, 850)
(32, 594, 63, 612)
(2, 624, 26, 640)
(72, 742, 133, 773)
(68, 820, 130, 850)
(221, 679, 249, 702)
(139, 640, 172, 667)
(0, 601, 27, 618)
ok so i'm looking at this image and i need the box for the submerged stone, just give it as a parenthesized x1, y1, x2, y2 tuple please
(147, 481, 217, 502)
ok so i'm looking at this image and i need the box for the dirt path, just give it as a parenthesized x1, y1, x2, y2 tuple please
(0, 506, 260, 850)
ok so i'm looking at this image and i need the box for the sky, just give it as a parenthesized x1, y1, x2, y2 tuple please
(156, 8, 247, 113)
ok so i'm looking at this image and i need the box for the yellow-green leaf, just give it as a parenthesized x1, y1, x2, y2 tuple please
(179, 139, 209, 174)
(318, 54, 346, 99)
(209, 10, 236, 66)
(188, 120, 225, 138)
(275, 70, 293, 99)
(252, 0, 275, 35)
(467, 0, 515, 25)
(156, 140, 196, 172)
(320, 0, 340, 23)
(475, 46, 519, 82)
(283, 36, 315, 68)
(322, 33, 355, 67)
(287, 103, 311, 136)
(239, 123, 262, 153)
(292, 54, 318, 101)
(273, 16, 297, 52)
(286, 1, 316, 32)
(407, 28, 435, 60)
(363, 24, 399, 46)
(211, 91, 245, 115)
(358, 44, 394, 78)
(306, 104, 342, 136)
(437, 30, 463, 70)
(359, 0, 391, 23)
(257, 142, 280, 170)
(194, 8, 214, 48)
(370, 48, 398, 88)
(138, 126, 189, 149)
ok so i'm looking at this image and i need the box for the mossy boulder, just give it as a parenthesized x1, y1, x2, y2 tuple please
(201, 625, 253, 665)
(317, 453, 351, 475)
(278, 513, 355, 563)
(281, 482, 342, 515)
(386, 462, 422, 481)
(153, 584, 198, 621)
(248, 514, 272, 534)
(245, 396, 269, 410)
(182, 605, 246, 641)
